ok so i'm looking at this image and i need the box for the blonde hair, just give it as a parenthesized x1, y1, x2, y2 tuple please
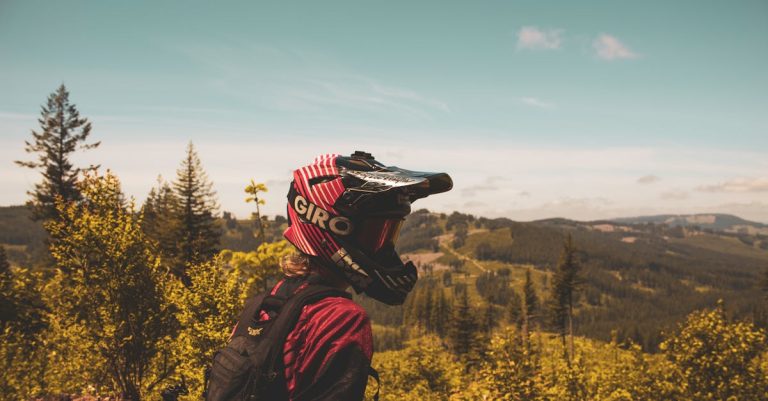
(280, 252, 311, 277)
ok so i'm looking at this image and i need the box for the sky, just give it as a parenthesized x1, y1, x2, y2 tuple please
(1, 0, 767, 222)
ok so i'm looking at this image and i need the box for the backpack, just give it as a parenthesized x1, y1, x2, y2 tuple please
(203, 282, 379, 401)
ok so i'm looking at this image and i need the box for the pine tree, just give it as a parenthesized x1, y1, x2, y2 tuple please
(15, 84, 100, 221)
(0, 246, 12, 323)
(433, 289, 451, 337)
(423, 283, 435, 333)
(522, 268, 538, 347)
(762, 267, 768, 301)
(142, 177, 182, 272)
(482, 302, 497, 335)
(548, 234, 581, 363)
(448, 289, 484, 370)
(172, 142, 221, 282)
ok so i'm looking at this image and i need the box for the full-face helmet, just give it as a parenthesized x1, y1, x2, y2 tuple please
(283, 151, 452, 305)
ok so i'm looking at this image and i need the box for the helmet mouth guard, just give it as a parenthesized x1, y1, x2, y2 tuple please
(283, 151, 453, 305)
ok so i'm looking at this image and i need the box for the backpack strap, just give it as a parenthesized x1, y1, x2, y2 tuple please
(258, 284, 352, 380)
(232, 292, 270, 338)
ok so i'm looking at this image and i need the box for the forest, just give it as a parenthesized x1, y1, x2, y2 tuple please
(2, 85, 768, 401)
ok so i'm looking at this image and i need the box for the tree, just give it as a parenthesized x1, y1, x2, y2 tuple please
(0, 245, 47, 400)
(522, 268, 538, 347)
(15, 84, 100, 221)
(172, 142, 220, 282)
(548, 234, 581, 363)
(142, 177, 183, 272)
(660, 300, 767, 401)
(448, 289, 484, 370)
(169, 255, 250, 399)
(472, 327, 540, 400)
(372, 336, 462, 401)
(763, 267, 768, 301)
(44, 172, 176, 400)
(245, 180, 268, 244)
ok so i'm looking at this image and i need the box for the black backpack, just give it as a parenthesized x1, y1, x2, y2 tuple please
(204, 282, 378, 401)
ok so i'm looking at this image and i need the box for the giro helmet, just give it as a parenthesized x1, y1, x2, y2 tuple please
(283, 151, 453, 305)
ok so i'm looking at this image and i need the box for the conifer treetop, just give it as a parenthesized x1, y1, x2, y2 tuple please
(15, 84, 100, 221)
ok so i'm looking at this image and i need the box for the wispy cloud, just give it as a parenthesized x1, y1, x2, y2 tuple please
(637, 175, 660, 184)
(516, 26, 563, 50)
(696, 177, 768, 193)
(461, 176, 512, 197)
(520, 97, 555, 109)
(175, 42, 449, 119)
(660, 190, 689, 200)
(593, 34, 638, 60)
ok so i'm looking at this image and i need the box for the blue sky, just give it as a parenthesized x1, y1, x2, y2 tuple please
(1, 0, 767, 221)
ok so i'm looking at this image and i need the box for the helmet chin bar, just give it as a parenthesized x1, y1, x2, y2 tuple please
(331, 238, 418, 305)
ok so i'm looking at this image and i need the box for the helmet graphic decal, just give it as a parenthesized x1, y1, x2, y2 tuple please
(283, 151, 453, 305)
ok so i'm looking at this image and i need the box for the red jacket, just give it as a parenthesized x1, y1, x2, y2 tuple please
(239, 277, 374, 401)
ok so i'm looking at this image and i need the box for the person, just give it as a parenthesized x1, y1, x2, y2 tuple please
(230, 151, 452, 401)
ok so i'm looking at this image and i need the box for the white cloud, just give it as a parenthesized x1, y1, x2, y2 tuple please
(696, 177, 768, 193)
(593, 34, 638, 60)
(520, 97, 555, 109)
(637, 175, 660, 184)
(516, 26, 562, 50)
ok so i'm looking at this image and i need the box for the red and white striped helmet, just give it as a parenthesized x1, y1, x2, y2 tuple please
(283, 151, 452, 305)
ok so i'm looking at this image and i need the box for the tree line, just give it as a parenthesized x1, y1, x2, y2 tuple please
(1, 85, 279, 400)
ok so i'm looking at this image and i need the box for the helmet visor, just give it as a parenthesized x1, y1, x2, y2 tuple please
(356, 218, 404, 253)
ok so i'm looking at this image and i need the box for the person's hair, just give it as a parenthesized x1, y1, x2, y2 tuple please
(280, 252, 311, 277)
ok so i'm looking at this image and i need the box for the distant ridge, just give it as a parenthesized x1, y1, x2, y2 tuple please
(610, 213, 767, 233)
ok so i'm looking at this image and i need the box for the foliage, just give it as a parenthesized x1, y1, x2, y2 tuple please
(466, 327, 540, 401)
(219, 240, 295, 295)
(372, 336, 462, 401)
(244, 180, 269, 244)
(0, 246, 47, 400)
(43, 172, 177, 401)
(660, 301, 768, 401)
(169, 255, 250, 400)
(14, 84, 100, 222)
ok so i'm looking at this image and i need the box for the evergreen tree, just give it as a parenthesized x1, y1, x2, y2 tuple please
(448, 289, 484, 370)
(482, 302, 497, 335)
(0, 246, 14, 324)
(141, 177, 182, 272)
(432, 289, 451, 337)
(762, 267, 768, 301)
(172, 142, 221, 282)
(15, 84, 100, 221)
(548, 234, 581, 363)
(522, 268, 538, 347)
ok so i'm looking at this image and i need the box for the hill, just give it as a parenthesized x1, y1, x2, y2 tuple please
(378, 210, 768, 352)
(2, 205, 767, 351)
(611, 213, 768, 234)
